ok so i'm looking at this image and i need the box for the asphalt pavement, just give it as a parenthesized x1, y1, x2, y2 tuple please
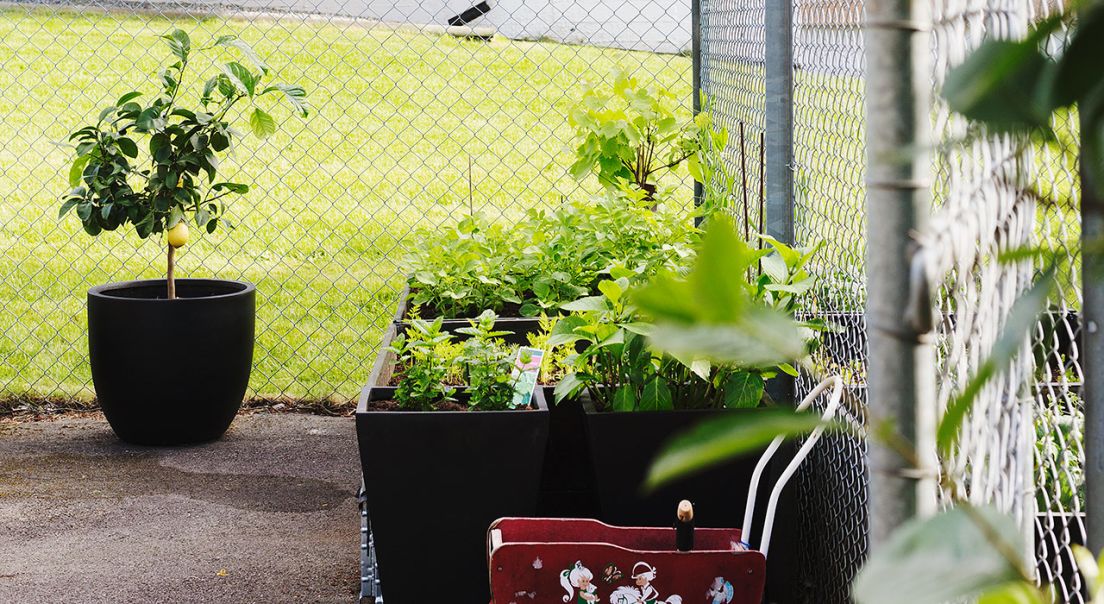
(0, 413, 361, 603)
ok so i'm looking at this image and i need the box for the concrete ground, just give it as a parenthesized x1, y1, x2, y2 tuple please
(0, 413, 361, 603)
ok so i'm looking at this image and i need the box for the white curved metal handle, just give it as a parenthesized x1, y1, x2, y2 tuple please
(739, 376, 843, 558)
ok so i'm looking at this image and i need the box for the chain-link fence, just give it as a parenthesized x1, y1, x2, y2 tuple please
(699, 0, 1088, 601)
(0, 0, 693, 403)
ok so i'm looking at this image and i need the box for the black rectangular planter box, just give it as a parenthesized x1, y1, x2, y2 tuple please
(392, 283, 544, 337)
(356, 386, 549, 603)
(536, 385, 600, 518)
(582, 405, 768, 529)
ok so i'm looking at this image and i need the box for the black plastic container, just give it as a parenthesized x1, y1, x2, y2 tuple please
(537, 386, 600, 518)
(581, 405, 767, 528)
(392, 283, 544, 337)
(356, 385, 549, 603)
(87, 279, 255, 445)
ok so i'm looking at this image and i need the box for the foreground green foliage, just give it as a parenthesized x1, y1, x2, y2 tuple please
(638, 218, 1064, 603)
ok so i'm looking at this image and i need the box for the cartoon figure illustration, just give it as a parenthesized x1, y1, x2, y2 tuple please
(561, 561, 599, 603)
(707, 577, 734, 604)
(607, 563, 683, 604)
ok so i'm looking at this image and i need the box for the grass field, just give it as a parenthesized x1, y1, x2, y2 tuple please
(0, 7, 692, 402)
(0, 8, 1081, 404)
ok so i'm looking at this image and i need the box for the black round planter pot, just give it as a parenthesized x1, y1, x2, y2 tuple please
(88, 279, 255, 445)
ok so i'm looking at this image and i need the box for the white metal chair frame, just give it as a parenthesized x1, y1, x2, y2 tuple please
(740, 376, 844, 558)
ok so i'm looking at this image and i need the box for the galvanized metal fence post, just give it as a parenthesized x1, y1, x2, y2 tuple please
(692, 0, 704, 215)
(1083, 111, 1104, 553)
(864, 0, 938, 547)
(764, 0, 794, 246)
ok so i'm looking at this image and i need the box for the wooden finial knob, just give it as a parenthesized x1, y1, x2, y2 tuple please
(677, 499, 694, 522)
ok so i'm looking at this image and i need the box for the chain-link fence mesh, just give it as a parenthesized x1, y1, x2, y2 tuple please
(698, 0, 1087, 601)
(0, 0, 693, 404)
(790, 0, 869, 599)
(927, 0, 1087, 601)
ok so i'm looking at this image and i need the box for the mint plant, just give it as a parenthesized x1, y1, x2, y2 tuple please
(456, 310, 523, 411)
(389, 318, 457, 411)
(60, 30, 308, 299)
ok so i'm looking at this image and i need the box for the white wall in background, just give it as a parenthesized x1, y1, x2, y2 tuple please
(262, 0, 691, 54)
(488, 0, 691, 54)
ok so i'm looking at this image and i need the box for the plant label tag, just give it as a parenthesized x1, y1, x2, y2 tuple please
(510, 346, 544, 409)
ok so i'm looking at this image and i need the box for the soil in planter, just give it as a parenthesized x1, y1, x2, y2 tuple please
(403, 298, 527, 321)
(363, 399, 471, 412)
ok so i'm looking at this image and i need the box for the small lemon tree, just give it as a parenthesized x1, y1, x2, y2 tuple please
(60, 30, 308, 298)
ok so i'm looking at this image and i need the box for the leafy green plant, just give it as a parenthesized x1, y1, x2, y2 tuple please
(389, 318, 457, 411)
(407, 214, 523, 318)
(457, 310, 526, 411)
(406, 193, 696, 319)
(638, 218, 1064, 603)
(1035, 401, 1084, 512)
(549, 270, 779, 413)
(526, 316, 575, 384)
(60, 29, 308, 299)
(569, 70, 706, 201)
(390, 311, 539, 411)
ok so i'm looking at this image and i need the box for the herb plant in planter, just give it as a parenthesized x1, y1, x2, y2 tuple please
(63, 30, 307, 445)
(398, 193, 696, 329)
(356, 311, 549, 603)
(548, 229, 821, 528)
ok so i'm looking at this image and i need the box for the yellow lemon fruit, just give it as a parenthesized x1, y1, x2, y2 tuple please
(167, 221, 190, 248)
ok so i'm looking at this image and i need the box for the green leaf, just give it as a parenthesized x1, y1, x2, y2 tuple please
(638, 377, 673, 411)
(68, 155, 91, 187)
(648, 315, 806, 368)
(937, 270, 1054, 455)
(1052, 5, 1104, 107)
(136, 107, 163, 132)
(634, 217, 808, 366)
(646, 408, 827, 488)
(976, 582, 1047, 604)
(723, 371, 764, 409)
(212, 182, 249, 194)
(561, 295, 608, 312)
(116, 91, 142, 105)
(162, 29, 191, 62)
(1071, 544, 1104, 602)
(249, 108, 276, 138)
(116, 137, 138, 158)
(853, 505, 1028, 604)
(942, 38, 1054, 131)
(553, 372, 585, 403)
(263, 83, 309, 117)
(58, 198, 80, 219)
(221, 62, 255, 96)
(218, 37, 269, 74)
(597, 279, 622, 303)
(612, 385, 635, 412)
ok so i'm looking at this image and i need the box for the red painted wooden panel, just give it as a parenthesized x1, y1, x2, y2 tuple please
(487, 518, 765, 604)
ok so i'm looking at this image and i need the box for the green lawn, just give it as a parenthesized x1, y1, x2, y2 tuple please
(0, 7, 691, 402)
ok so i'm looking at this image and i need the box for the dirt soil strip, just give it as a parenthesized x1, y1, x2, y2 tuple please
(0, 413, 361, 603)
